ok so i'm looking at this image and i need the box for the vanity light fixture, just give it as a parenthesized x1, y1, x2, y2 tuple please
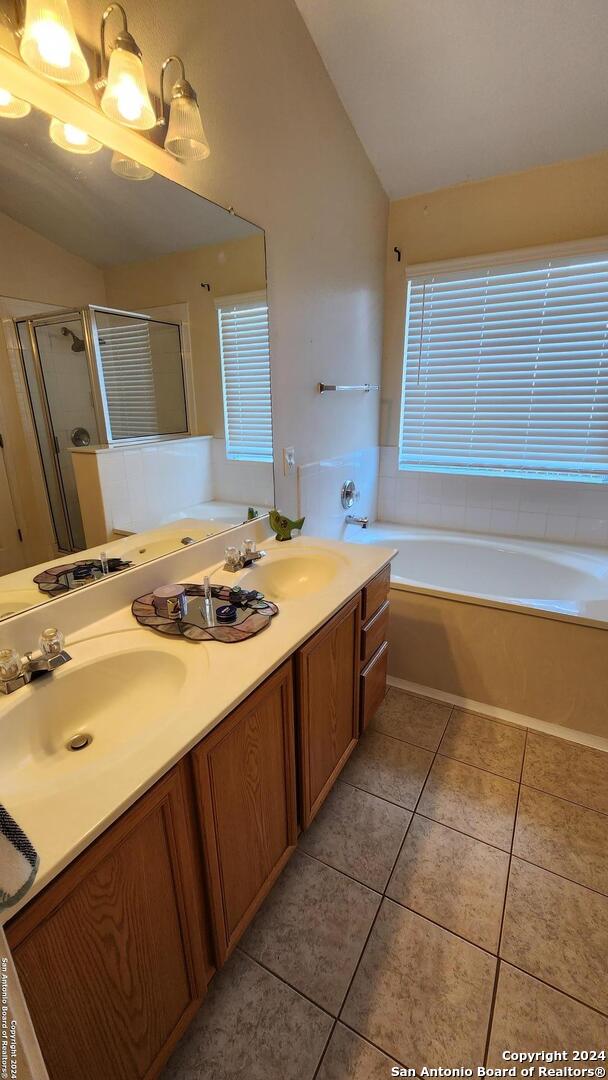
(49, 117, 102, 154)
(0, 87, 31, 118)
(97, 3, 155, 130)
(110, 149, 153, 180)
(19, 0, 89, 85)
(158, 55, 210, 161)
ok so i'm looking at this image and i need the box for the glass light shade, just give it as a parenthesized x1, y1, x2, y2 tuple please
(165, 95, 210, 161)
(0, 88, 32, 119)
(111, 150, 153, 180)
(101, 47, 156, 130)
(20, 0, 89, 85)
(49, 118, 102, 154)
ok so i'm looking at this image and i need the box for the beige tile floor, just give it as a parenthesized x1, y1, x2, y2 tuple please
(163, 688, 608, 1080)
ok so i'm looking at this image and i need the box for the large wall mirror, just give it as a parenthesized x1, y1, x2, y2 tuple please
(0, 100, 274, 621)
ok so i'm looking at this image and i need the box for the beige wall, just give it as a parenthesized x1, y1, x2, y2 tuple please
(0, 209, 105, 308)
(104, 233, 266, 437)
(43, 0, 389, 515)
(382, 150, 608, 444)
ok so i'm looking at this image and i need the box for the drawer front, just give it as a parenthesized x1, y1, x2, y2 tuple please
(362, 564, 391, 622)
(361, 600, 389, 666)
(360, 641, 389, 732)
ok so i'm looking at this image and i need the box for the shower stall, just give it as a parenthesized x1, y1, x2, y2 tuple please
(16, 306, 188, 553)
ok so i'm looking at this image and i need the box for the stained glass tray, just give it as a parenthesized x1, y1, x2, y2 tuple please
(34, 558, 133, 596)
(131, 583, 279, 643)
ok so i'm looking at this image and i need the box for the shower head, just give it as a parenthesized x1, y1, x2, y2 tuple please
(61, 326, 85, 352)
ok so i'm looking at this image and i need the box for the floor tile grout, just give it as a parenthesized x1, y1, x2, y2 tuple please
(234, 945, 336, 1020)
(297, 845, 385, 896)
(518, 778, 608, 819)
(330, 705, 455, 1055)
(434, 749, 522, 784)
(492, 956, 608, 1021)
(483, 727, 528, 1066)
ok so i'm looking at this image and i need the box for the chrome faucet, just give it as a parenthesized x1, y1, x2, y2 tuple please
(223, 540, 267, 572)
(345, 514, 368, 529)
(0, 628, 71, 696)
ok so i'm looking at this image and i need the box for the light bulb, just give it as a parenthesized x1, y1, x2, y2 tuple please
(20, 0, 89, 85)
(101, 43, 155, 130)
(110, 150, 153, 181)
(49, 117, 103, 155)
(0, 88, 32, 119)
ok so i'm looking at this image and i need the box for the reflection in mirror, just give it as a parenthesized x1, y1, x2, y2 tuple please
(0, 100, 273, 620)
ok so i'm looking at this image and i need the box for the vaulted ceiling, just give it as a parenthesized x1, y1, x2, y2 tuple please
(296, 0, 608, 199)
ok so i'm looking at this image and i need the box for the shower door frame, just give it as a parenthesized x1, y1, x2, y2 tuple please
(16, 308, 109, 553)
(15, 304, 190, 552)
(87, 305, 191, 445)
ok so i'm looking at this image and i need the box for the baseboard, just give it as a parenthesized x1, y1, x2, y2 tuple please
(387, 675, 608, 754)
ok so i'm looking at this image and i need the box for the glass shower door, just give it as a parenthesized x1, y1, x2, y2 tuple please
(17, 313, 101, 552)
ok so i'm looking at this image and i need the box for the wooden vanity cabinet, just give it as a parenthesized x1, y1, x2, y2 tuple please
(191, 660, 297, 964)
(297, 594, 361, 828)
(5, 760, 212, 1080)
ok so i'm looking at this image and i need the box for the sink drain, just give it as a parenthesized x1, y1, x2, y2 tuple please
(67, 733, 93, 752)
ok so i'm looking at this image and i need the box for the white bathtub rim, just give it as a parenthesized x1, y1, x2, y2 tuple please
(389, 577, 608, 633)
(387, 675, 608, 755)
(345, 521, 608, 631)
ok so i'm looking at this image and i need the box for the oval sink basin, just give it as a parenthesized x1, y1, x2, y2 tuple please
(240, 551, 345, 600)
(0, 635, 199, 803)
(0, 589, 47, 619)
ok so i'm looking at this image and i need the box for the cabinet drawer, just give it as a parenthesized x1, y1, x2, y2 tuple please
(361, 599, 389, 666)
(360, 640, 389, 732)
(362, 564, 391, 622)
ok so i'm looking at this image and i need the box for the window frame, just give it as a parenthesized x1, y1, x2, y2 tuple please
(215, 290, 273, 464)
(398, 236, 608, 485)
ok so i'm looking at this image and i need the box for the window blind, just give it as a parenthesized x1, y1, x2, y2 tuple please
(97, 320, 158, 439)
(217, 293, 273, 462)
(399, 253, 608, 483)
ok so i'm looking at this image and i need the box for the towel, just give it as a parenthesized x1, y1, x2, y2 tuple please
(0, 805, 38, 910)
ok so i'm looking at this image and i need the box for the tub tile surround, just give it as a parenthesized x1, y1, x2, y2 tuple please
(72, 435, 273, 543)
(297, 446, 379, 540)
(163, 687, 608, 1079)
(378, 445, 608, 545)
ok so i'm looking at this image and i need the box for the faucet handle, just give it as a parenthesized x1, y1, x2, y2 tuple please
(39, 627, 65, 657)
(0, 648, 23, 683)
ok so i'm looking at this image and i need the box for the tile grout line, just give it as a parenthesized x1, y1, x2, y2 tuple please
(343, 753, 608, 897)
(482, 728, 528, 1067)
(518, 778, 608, 819)
(328, 706, 455, 1066)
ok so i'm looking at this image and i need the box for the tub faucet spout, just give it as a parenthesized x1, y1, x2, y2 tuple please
(345, 514, 368, 529)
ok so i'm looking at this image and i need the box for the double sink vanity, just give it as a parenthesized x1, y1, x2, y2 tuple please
(1, 523, 394, 1080)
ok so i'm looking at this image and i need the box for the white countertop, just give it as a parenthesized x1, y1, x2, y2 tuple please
(1, 535, 395, 925)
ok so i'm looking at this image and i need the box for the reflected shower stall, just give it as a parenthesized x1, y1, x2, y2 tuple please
(16, 306, 188, 553)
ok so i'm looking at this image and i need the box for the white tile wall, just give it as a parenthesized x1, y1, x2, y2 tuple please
(210, 438, 274, 508)
(378, 446, 608, 546)
(297, 446, 379, 539)
(78, 436, 214, 536)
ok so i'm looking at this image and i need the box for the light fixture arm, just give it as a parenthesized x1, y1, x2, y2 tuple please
(158, 54, 196, 126)
(98, 2, 134, 85)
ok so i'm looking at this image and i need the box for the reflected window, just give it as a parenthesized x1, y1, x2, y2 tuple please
(216, 292, 273, 462)
(94, 310, 188, 440)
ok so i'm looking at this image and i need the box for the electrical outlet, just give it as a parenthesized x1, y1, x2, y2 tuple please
(283, 446, 296, 476)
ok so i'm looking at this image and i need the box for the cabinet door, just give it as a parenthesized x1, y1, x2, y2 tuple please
(6, 762, 210, 1080)
(361, 639, 389, 732)
(192, 660, 297, 964)
(297, 594, 361, 828)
